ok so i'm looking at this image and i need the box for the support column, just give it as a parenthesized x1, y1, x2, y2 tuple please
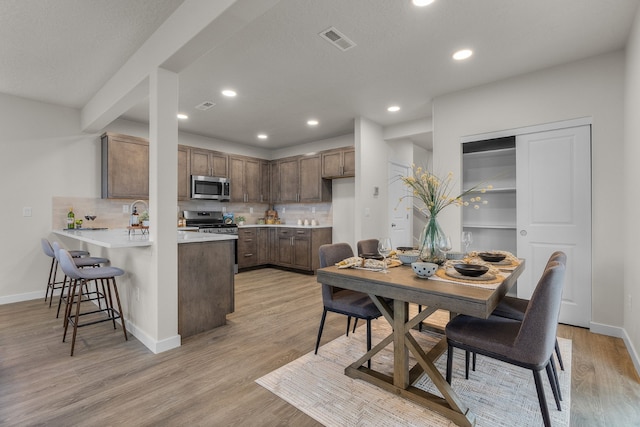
(149, 67, 180, 350)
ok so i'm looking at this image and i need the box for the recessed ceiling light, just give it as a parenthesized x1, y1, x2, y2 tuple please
(387, 105, 401, 112)
(257, 133, 268, 140)
(453, 49, 473, 60)
(412, 0, 435, 6)
(177, 113, 188, 119)
(307, 119, 319, 126)
(221, 89, 237, 97)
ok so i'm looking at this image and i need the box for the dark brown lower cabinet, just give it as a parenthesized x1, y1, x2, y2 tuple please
(238, 226, 331, 272)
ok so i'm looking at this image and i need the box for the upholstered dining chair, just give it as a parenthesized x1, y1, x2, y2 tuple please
(490, 251, 567, 371)
(315, 243, 382, 368)
(445, 260, 566, 427)
(356, 238, 379, 257)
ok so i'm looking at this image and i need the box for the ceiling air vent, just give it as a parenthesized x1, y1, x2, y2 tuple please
(195, 101, 216, 111)
(319, 26, 356, 51)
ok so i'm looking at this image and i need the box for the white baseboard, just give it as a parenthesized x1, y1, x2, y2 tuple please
(621, 328, 640, 378)
(589, 321, 624, 338)
(125, 320, 181, 354)
(0, 290, 46, 305)
(590, 321, 640, 377)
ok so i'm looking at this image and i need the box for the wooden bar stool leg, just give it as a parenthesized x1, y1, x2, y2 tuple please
(45, 258, 56, 303)
(69, 279, 85, 356)
(63, 278, 78, 342)
(56, 274, 68, 318)
(103, 278, 117, 329)
(110, 277, 128, 340)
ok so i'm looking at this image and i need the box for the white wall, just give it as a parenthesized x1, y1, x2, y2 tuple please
(355, 117, 388, 242)
(624, 6, 640, 374)
(432, 51, 626, 332)
(0, 94, 99, 303)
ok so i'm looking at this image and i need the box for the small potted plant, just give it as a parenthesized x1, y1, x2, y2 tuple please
(236, 216, 245, 226)
(139, 210, 150, 227)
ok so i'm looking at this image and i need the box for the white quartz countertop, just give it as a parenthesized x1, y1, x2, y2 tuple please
(53, 228, 236, 248)
(238, 224, 331, 229)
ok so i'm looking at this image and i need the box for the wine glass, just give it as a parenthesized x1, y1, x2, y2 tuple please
(461, 231, 473, 254)
(377, 237, 393, 273)
(439, 235, 452, 260)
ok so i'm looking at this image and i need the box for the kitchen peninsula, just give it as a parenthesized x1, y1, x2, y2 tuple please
(53, 228, 237, 344)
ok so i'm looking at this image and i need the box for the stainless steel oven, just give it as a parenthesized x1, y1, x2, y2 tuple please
(183, 210, 238, 273)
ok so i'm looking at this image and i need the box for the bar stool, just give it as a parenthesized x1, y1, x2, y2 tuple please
(57, 248, 128, 356)
(51, 242, 109, 318)
(41, 238, 89, 307)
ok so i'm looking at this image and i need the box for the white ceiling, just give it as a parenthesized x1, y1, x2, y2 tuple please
(2, 0, 638, 149)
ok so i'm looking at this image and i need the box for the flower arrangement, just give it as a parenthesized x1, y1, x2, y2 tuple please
(400, 165, 491, 217)
(399, 165, 492, 263)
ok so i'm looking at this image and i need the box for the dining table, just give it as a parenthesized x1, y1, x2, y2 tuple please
(316, 258, 525, 427)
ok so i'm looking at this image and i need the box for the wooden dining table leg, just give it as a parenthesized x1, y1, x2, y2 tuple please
(393, 299, 410, 389)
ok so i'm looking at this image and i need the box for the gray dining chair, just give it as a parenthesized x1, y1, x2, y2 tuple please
(490, 251, 567, 371)
(315, 243, 382, 368)
(356, 238, 379, 257)
(445, 260, 566, 427)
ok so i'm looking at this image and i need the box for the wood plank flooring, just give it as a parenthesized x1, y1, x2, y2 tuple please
(1, 268, 639, 426)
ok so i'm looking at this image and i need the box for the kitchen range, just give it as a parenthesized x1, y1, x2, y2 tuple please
(184, 210, 238, 272)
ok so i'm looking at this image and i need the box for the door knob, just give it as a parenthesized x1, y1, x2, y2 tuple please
(520, 230, 527, 236)
(391, 223, 396, 227)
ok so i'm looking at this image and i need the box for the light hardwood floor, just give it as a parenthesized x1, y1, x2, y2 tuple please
(1, 268, 639, 426)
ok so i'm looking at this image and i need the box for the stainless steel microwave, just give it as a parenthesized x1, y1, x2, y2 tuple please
(191, 175, 230, 201)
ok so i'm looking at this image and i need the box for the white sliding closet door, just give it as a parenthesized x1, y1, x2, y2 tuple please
(516, 125, 591, 327)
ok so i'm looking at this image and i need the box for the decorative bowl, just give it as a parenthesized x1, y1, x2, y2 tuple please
(397, 249, 420, 265)
(478, 252, 507, 263)
(453, 263, 489, 277)
(411, 262, 438, 278)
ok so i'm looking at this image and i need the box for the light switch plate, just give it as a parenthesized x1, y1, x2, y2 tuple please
(22, 207, 32, 217)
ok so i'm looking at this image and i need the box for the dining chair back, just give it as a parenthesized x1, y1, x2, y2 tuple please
(445, 259, 566, 427)
(356, 239, 379, 257)
(490, 250, 567, 369)
(315, 243, 382, 367)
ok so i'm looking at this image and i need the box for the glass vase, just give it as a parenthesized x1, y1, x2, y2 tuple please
(419, 216, 447, 264)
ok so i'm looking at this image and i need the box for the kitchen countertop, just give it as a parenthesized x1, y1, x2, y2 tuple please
(53, 228, 236, 248)
(238, 224, 331, 229)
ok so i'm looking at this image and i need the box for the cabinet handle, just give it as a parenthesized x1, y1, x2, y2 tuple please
(244, 253, 253, 257)
(244, 239, 253, 242)
(296, 230, 305, 234)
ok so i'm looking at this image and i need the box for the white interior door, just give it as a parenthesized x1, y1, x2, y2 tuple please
(388, 162, 411, 248)
(516, 125, 591, 327)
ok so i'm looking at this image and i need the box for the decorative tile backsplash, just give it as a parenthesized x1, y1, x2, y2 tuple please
(52, 197, 333, 229)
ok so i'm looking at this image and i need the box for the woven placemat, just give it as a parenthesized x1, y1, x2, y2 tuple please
(435, 268, 504, 287)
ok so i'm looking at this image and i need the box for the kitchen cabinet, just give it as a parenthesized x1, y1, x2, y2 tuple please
(229, 155, 269, 203)
(256, 227, 270, 265)
(274, 227, 332, 271)
(177, 145, 190, 201)
(321, 147, 355, 178)
(237, 228, 258, 268)
(101, 132, 149, 199)
(178, 239, 234, 338)
(273, 155, 331, 203)
(190, 147, 228, 177)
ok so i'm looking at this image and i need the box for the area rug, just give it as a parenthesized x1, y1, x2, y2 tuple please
(256, 320, 571, 426)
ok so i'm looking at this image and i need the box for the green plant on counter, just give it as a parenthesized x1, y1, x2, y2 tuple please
(236, 216, 245, 224)
(139, 210, 149, 222)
